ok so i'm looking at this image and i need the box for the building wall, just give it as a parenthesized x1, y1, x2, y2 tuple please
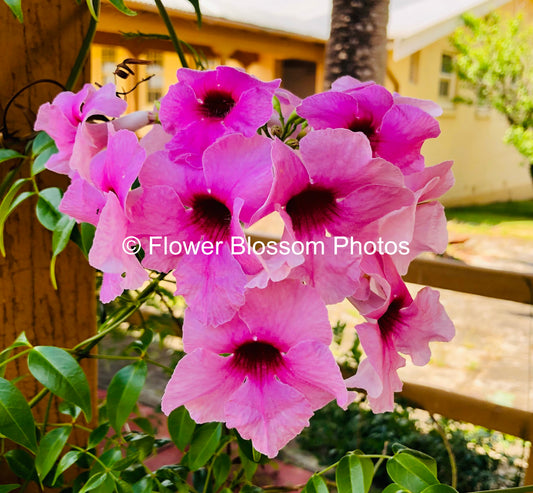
(386, 14, 533, 206)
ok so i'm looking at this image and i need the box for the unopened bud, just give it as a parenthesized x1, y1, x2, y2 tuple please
(285, 139, 299, 149)
(270, 125, 283, 137)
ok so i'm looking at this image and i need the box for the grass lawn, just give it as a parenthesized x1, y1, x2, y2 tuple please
(445, 200, 533, 239)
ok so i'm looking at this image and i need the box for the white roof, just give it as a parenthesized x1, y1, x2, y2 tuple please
(127, 0, 511, 59)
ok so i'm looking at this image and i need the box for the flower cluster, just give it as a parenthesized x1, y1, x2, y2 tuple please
(35, 66, 454, 457)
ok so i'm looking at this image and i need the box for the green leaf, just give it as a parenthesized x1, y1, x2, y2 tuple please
(31, 131, 55, 156)
(85, 0, 98, 20)
(0, 485, 20, 493)
(52, 213, 74, 251)
(109, 0, 136, 16)
(421, 486, 459, 493)
(79, 472, 111, 493)
(35, 426, 72, 480)
(186, 0, 201, 26)
(53, 450, 82, 484)
(4, 449, 37, 480)
(188, 422, 222, 469)
(0, 149, 24, 163)
(35, 188, 63, 231)
(0, 377, 38, 452)
(27, 346, 92, 422)
(0, 190, 36, 256)
(168, 406, 196, 451)
(382, 485, 407, 493)
(133, 416, 154, 435)
(107, 361, 147, 434)
(31, 142, 58, 176)
(88, 422, 110, 448)
(132, 476, 154, 493)
(386, 452, 439, 493)
(0, 178, 32, 256)
(336, 454, 374, 493)
(3, 0, 23, 22)
(392, 444, 438, 477)
(213, 453, 231, 489)
(302, 475, 328, 493)
(80, 222, 96, 257)
(58, 401, 82, 419)
(235, 431, 269, 464)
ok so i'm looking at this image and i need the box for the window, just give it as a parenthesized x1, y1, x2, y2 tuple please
(101, 47, 116, 85)
(438, 53, 456, 104)
(409, 51, 420, 85)
(279, 59, 316, 98)
(145, 51, 164, 104)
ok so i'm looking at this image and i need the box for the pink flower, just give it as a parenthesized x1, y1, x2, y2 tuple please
(159, 66, 280, 164)
(34, 83, 127, 177)
(252, 129, 414, 301)
(393, 160, 454, 274)
(162, 280, 351, 457)
(346, 255, 454, 412)
(59, 129, 148, 302)
(297, 76, 441, 174)
(130, 133, 273, 325)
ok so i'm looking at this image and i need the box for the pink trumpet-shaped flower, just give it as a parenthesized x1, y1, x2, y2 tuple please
(34, 83, 127, 177)
(252, 129, 414, 302)
(59, 129, 148, 302)
(346, 255, 454, 412)
(130, 133, 274, 325)
(297, 76, 441, 174)
(159, 66, 280, 165)
(162, 279, 352, 458)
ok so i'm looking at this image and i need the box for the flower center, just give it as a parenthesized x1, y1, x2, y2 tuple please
(348, 116, 375, 139)
(285, 186, 338, 237)
(191, 195, 232, 242)
(201, 90, 235, 119)
(377, 297, 405, 340)
(232, 341, 283, 380)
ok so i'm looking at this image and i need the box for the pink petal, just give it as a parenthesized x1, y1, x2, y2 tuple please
(404, 161, 454, 202)
(174, 245, 247, 326)
(297, 92, 360, 130)
(203, 134, 273, 225)
(279, 341, 352, 409)
(238, 280, 331, 349)
(299, 129, 374, 197)
(59, 174, 105, 226)
(346, 322, 405, 413)
(225, 376, 313, 458)
(182, 310, 251, 354)
(161, 349, 242, 423)
(393, 287, 455, 366)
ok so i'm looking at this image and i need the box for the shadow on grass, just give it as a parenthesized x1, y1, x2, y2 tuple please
(446, 200, 533, 225)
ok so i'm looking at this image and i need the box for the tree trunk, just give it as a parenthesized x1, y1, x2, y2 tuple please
(0, 1, 96, 488)
(325, 0, 390, 87)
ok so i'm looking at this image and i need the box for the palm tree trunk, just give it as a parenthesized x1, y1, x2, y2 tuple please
(325, 0, 390, 87)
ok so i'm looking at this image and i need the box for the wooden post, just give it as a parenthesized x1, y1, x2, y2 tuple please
(0, 0, 96, 486)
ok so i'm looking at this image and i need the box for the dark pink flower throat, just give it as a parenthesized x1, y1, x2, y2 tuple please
(191, 195, 232, 242)
(201, 90, 235, 119)
(286, 186, 338, 236)
(378, 297, 406, 340)
(232, 341, 283, 380)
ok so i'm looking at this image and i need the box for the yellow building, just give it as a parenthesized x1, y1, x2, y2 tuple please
(91, 0, 533, 206)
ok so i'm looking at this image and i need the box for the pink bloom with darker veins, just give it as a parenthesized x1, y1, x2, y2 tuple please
(297, 76, 441, 174)
(346, 255, 454, 413)
(161, 280, 352, 458)
(130, 133, 273, 325)
(159, 66, 280, 165)
(59, 129, 148, 303)
(251, 128, 415, 303)
(34, 83, 127, 177)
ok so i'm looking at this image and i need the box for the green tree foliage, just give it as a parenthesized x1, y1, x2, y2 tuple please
(451, 12, 533, 167)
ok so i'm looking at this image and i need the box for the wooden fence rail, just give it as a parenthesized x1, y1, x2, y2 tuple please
(248, 232, 533, 485)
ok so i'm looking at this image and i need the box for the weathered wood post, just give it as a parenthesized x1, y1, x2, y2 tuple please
(0, 0, 96, 485)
